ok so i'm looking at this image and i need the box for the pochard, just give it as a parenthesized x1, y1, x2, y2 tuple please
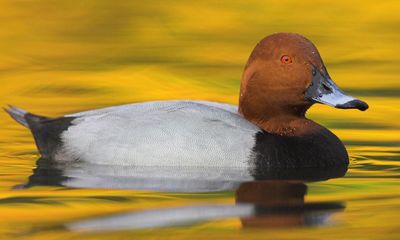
(5, 33, 368, 180)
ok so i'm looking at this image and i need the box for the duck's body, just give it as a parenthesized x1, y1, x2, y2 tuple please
(6, 100, 347, 177)
(52, 100, 258, 167)
(5, 33, 368, 186)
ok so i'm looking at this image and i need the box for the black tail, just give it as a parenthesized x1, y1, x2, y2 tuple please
(4, 105, 31, 128)
(4, 105, 51, 128)
(4, 106, 75, 157)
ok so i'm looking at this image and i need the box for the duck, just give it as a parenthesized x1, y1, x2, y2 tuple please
(5, 33, 368, 182)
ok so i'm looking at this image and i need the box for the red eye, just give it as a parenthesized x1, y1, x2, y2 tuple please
(280, 55, 292, 64)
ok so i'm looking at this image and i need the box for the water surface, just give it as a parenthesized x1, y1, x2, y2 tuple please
(0, 1, 399, 239)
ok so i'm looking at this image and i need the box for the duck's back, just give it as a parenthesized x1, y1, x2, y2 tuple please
(59, 101, 260, 168)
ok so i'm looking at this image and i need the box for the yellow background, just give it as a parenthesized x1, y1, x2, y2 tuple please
(0, 1, 399, 239)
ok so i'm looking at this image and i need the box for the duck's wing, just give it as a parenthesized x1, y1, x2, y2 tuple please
(66, 100, 239, 117)
(59, 101, 260, 168)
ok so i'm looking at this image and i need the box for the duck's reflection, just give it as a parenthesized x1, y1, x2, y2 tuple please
(236, 181, 343, 228)
(65, 181, 344, 232)
(19, 157, 347, 192)
(20, 157, 346, 232)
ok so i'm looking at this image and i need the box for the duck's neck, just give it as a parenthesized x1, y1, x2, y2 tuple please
(238, 69, 319, 136)
(252, 116, 322, 136)
(238, 104, 321, 136)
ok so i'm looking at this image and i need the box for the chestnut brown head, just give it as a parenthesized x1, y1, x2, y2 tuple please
(239, 33, 368, 128)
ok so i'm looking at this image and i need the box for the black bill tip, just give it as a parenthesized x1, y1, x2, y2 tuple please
(336, 99, 369, 111)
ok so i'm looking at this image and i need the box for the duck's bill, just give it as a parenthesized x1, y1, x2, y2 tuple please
(305, 68, 369, 111)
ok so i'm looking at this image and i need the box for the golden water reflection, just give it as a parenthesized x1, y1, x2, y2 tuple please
(0, 0, 399, 239)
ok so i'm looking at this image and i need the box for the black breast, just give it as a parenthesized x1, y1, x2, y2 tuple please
(250, 129, 349, 181)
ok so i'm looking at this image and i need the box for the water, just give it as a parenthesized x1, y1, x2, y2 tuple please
(0, 1, 399, 239)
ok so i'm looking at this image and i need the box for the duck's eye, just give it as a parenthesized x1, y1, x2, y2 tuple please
(280, 55, 292, 64)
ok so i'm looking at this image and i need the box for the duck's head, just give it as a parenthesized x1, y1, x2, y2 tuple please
(239, 32, 368, 134)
